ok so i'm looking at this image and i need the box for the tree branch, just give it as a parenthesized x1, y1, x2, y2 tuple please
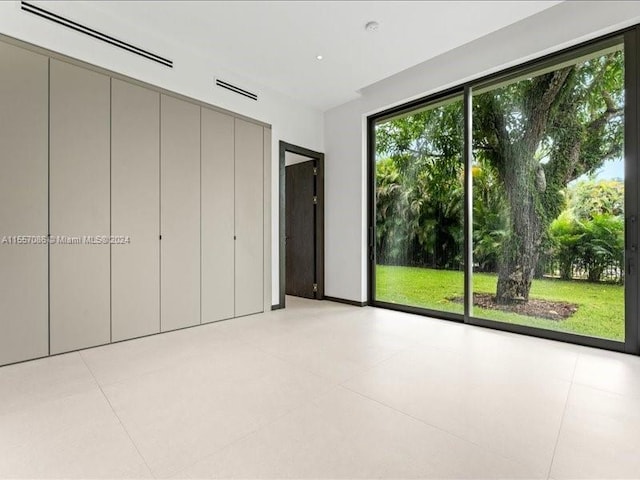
(480, 94, 510, 177)
(544, 96, 623, 186)
(522, 67, 573, 153)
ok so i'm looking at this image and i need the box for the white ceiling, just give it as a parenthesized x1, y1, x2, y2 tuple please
(45, 1, 561, 111)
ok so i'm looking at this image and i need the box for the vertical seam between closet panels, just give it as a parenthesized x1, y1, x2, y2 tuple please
(159, 95, 162, 333)
(233, 119, 236, 316)
(109, 77, 112, 343)
(199, 107, 202, 324)
(47, 57, 51, 356)
(263, 128, 265, 311)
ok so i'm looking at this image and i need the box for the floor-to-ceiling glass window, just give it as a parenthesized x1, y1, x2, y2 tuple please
(373, 96, 465, 315)
(471, 41, 625, 341)
(369, 30, 637, 352)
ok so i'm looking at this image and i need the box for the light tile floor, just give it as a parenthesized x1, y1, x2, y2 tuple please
(1, 296, 640, 478)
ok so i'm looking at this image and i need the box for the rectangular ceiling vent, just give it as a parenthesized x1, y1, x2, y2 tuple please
(21, 1, 173, 68)
(216, 79, 258, 101)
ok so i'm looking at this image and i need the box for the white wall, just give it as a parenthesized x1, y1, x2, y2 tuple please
(0, 1, 324, 306)
(285, 152, 314, 167)
(324, 0, 640, 303)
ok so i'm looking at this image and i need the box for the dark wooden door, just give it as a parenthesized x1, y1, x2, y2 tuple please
(286, 161, 316, 298)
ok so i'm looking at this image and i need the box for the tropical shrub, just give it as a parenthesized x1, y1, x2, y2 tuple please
(548, 179, 624, 283)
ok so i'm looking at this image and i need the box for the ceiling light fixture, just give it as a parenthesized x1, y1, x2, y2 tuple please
(365, 21, 379, 32)
(316, 55, 323, 60)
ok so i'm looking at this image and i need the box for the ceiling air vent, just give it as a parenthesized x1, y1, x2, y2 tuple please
(21, 1, 173, 68)
(216, 79, 258, 101)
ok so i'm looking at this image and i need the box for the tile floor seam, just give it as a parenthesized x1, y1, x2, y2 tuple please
(168, 386, 338, 479)
(80, 337, 239, 389)
(337, 348, 412, 385)
(411, 335, 583, 372)
(545, 353, 578, 480)
(79, 351, 156, 479)
(229, 317, 419, 377)
(246, 337, 412, 386)
(570, 378, 640, 401)
(204, 333, 346, 389)
(0, 383, 108, 426)
(573, 348, 640, 397)
(338, 383, 547, 477)
(236, 339, 342, 384)
(89, 363, 183, 389)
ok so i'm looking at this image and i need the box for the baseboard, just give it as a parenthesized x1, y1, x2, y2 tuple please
(271, 303, 285, 310)
(323, 296, 368, 307)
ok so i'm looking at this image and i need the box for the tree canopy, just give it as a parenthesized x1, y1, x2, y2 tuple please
(375, 46, 625, 301)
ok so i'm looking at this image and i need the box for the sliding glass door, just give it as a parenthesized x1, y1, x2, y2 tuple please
(369, 29, 638, 353)
(373, 96, 465, 316)
(471, 40, 625, 342)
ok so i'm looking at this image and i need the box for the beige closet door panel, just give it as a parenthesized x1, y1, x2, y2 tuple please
(0, 43, 48, 365)
(234, 118, 264, 317)
(50, 60, 110, 354)
(160, 95, 200, 331)
(201, 108, 234, 323)
(111, 79, 160, 341)
(263, 127, 272, 313)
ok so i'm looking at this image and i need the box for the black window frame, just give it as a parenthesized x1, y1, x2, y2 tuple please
(367, 25, 640, 355)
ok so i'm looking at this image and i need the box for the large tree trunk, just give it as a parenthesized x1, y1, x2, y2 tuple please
(475, 61, 621, 303)
(495, 148, 544, 304)
(496, 246, 539, 303)
(489, 70, 570, 304)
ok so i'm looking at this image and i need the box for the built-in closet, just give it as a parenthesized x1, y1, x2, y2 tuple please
(0, 36, 271, 366)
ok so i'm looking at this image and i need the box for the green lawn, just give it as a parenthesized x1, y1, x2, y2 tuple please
(375, 265, 624, 341)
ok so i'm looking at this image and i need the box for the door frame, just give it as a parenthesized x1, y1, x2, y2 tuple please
(276, 141, 325, 309)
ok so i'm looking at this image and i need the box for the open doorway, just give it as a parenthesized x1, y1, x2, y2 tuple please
(278, 141, 324, 308)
